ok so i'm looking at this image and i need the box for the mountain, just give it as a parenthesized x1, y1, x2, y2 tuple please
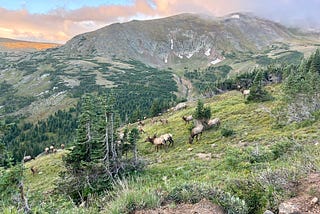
(60, 13, 317, 68)
(0, 38, 60, 52)
(1, 13, 320, 123)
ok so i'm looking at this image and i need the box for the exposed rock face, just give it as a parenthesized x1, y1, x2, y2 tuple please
(60, 13, 295, 67)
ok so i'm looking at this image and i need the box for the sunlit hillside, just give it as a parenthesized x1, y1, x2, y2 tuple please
(0, 38, 60, 51)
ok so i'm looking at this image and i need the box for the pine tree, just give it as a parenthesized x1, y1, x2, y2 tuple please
(128, 128, 139, 163)
(150, 99, 161, 117)
(65, 95, 94, 169)
(193, 99, 211, 122)
(59, 93, 144, 203)
(246, 70, 272, 102)
(310, 49, 320, 74)
(282, 49, 320, 122)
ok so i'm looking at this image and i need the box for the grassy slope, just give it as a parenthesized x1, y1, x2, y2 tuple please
(24, 150, 67, 193)
(21, 86, 320, 213)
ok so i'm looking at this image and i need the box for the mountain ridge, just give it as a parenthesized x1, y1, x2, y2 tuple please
(59, 12, 310, 68)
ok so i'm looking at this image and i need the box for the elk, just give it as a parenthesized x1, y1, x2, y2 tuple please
(237, 85, 250, 99)
(138, 120, 145, 126)
(159, 118, 168, 125)
(23, 156, 32, 163)
(159, 133, 174, 147)
(44, 147, 49, 154)
(138, 125, 145, 133)
(206, 118, 221, 129)
(241, 89, 250, 99)
(174, 102, 187, 111)
(189, 123, 204, 144)
(61, 144, 65, 149)
(30, 166, 37, 175)
(182, 115, 193, 124)
(49, 145, 54, 153)
(145, 135, 166, 152)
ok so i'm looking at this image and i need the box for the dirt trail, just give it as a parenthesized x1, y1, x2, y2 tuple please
(135, 199, 225, 214)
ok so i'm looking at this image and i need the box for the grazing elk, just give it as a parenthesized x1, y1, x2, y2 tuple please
(61, 144, 65, 149)
(23, 156, 32, 163)
(159, 118, 168, 125)
(174, 102, 187, 111)
(182, 115, 193, 124)
(189, 123, 204, 144)
(145, 135, 167, 152)
(159, 133, 174, 147)
(206, 118, 221, 129)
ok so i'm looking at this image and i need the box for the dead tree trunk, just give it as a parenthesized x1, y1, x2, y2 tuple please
(103, 112, 109, 169)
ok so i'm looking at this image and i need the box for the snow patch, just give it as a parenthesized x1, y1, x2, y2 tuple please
(205, 48, 211, 56)
(53, 91, 66, 98)
(231, 14, 240, 19)
(170, 39, 173, 50)
(40, 73, 50, 79)
(178, 54, 183, 59)
(186, 53, 193, 59)
(37, 90, 49, 97)
(211, 58, 223, 65)
(164, 55, 168, 64)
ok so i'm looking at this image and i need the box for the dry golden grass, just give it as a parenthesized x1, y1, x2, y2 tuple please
(1, 41, 60, 50)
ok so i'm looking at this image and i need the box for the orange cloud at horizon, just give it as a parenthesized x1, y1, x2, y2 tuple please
(0, 0, 256, 44)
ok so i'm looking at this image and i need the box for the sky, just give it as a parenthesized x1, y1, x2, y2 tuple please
(0, 0, 319, 44)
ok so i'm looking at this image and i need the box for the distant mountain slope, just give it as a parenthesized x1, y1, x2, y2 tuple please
(0, 38, 60, 52)
(60, 13, 308, 67)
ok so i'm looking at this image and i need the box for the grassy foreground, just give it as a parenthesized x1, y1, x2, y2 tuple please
(19, 86, 320, 213)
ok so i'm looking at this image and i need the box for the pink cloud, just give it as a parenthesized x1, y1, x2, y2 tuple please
(0, 0, 315, 44)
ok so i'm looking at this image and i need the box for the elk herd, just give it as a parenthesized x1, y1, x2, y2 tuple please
(24, 88, 247, 176)
(23, 143, 66, 176)
(126, 101, 223, 152)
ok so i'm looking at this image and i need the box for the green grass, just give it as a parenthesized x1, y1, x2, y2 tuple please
(25, 150, 67, 193)
(17, 86, 320, 213)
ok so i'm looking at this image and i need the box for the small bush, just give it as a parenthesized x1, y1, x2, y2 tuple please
(221, 127, 235, 137)
(166, 183, 248, 214)
(226, 179, 267, 214)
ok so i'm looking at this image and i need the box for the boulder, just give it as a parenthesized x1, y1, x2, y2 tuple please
(278, 202, 300, 214)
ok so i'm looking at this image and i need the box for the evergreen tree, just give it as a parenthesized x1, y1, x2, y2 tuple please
(282, 49, 320, 122)
(65, 95, 95, 169)
(128, 128, 139, 163)
(193, 99, 211, 121)
(58, 93, 144, 203)
(246, 70, 272, 102)
(310, 49, 320, 74)
(149, 99, 161, 117)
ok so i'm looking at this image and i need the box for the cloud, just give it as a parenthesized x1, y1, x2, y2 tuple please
(0, 0, 318, 44)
